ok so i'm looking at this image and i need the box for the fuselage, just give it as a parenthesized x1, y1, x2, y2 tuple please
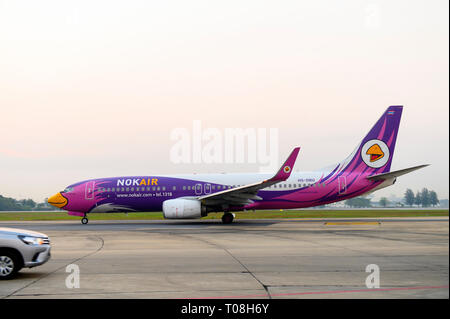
(49, 168, 388, 215)
(47, 105, 405, 221)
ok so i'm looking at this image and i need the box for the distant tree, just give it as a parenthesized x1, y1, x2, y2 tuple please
(0, 194, 61, 211)
(18, 199, 36, 210)
(429, 191, 439, 207)
(345, 197, 372, 208)
(421, 188, 431, 207)
(0, 195, 19, 211)
(395, 202, 404, 207)
(25, 199, 36, 208)
(415, 191, 422, 207)
(379, 197, 389, 207)
(404, 189, 415, 207)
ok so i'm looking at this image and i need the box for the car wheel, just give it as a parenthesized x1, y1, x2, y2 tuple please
(0, 252, 20, 280)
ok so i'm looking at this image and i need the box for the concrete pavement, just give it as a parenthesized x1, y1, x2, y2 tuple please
(0, 217, 448, 298)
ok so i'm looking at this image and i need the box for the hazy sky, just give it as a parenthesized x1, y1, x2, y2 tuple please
(0, 0, 448, 202)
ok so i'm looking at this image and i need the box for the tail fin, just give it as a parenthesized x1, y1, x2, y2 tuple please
(339, 105, 403, 174)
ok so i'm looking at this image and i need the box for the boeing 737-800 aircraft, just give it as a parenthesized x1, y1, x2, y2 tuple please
(48, 106, 428, 224)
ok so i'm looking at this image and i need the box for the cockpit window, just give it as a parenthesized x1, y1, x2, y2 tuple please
(62, 187, 74, 193)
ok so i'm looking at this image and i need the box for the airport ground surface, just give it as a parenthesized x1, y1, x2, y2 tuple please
(0, 217, 448, 299)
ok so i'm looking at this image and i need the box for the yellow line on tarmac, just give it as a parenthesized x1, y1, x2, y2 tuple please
(324, 222, 381, 226)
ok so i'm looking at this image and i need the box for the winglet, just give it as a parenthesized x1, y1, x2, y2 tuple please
(269, 147, 300, 182)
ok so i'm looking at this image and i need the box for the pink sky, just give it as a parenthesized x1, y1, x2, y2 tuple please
(0, 0, 448, 202)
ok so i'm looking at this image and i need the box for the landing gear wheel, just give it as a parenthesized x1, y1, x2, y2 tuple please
(81, 217, 89, 225)
(221, 213, 234, 224)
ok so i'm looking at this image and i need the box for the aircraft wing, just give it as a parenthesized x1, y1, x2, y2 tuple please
(198, 147, 300, 207)
(366, 164, 429, 181)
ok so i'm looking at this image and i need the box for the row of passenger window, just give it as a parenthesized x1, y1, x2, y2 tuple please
(183, 185, 232, 191)
(271, 182, 326, 189)
(225, 183, 326, 189)
(98, 186, 167, 192)
(98, 186, 228, 192)
(97, 182, 326, 193)
(98, 186, 226, 193)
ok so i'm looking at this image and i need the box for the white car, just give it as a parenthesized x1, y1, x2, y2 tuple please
(0, 227, 51, 280)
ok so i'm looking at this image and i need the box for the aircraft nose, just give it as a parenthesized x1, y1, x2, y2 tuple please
(48, 192, 68, 208)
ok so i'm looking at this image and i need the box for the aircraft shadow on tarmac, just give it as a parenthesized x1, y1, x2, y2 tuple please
(81, 220, 278, 227)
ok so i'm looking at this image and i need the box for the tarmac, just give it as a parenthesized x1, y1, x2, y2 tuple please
(0, 217, 448, 299)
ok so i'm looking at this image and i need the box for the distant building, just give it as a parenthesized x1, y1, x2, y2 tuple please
(326, 202, 346, 208)
(439, 199, 449, 208)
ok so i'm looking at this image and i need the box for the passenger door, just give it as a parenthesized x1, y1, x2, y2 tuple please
(85, 181, 95, 200)
(338, 176, 347, 194)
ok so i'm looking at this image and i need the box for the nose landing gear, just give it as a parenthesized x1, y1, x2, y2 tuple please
(221, 212, 235, 224)
(81, 214, 89, 225)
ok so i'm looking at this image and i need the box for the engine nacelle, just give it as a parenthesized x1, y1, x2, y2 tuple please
(162, 199, 204, 219)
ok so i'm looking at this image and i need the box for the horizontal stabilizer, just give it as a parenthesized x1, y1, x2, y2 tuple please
(367, 164, 429, 181)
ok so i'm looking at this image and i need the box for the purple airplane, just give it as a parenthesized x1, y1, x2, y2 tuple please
(48, 106, 428, 224)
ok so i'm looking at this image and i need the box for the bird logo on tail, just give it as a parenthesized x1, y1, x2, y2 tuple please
(361, 139, 390, 168)
(366, 144, 384, 162)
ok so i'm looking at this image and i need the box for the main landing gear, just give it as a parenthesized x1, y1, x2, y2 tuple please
(221, 212, 235, 224)
(81, 214, 89, 225)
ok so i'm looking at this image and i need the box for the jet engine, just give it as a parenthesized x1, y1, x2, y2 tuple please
(162, 199, 206, 219)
